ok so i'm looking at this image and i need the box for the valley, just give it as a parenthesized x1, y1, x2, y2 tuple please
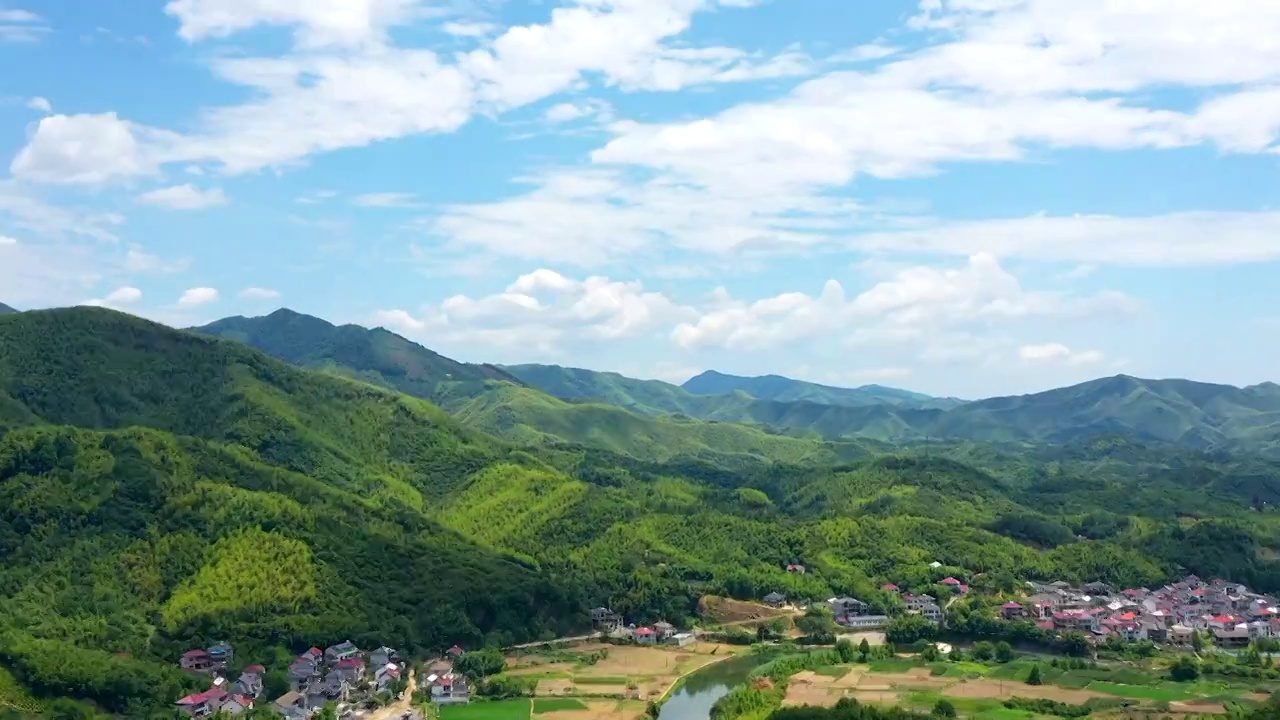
(0, 306, 1279, 719)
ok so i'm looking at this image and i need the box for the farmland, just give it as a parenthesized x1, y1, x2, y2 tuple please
(504, 642, 743, 701)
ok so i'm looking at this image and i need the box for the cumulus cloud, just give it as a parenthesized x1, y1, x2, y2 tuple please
(1019, 343, 1105, 366)
(138, 184, 228, 209)
(163, 0, 423, 47)
(178, 287, 219, 306)
(373, 268, 693, 354)
(85, 286, 143, 308)
(239, 287, 281, 299)
(10, 113, 180, 185)
(672, 254, 1135, 352)
(26, 96, 51, 113)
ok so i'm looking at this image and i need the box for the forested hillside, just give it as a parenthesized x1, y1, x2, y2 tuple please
(682, 369, 962, 409)
(4, 306, 1280, 716)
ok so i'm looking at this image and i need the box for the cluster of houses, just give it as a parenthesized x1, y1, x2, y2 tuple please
(591, 607, 696, 647)
(175, 641, 406, 719)
(422, 645, 472, 706)
(1000, 576, 1280, 648)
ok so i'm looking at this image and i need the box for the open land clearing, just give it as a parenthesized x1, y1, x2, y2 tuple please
(778, 661, 1265, 717)
(506, 642, 741, 700)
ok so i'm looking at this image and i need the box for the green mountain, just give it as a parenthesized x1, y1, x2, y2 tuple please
(6, 307, 1280, 717)
(0, 303, 17, 315)
(196, 312, 875, 465)
(196, 308, 520, 403)
(0, 307, 581, 715)
(682, 369, 964, 409)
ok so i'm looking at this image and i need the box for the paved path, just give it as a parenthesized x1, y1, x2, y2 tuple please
(508, 632, 603, 650)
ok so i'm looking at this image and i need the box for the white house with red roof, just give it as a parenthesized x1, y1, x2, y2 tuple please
(1001, 602, 1025, 619)
(634, 626, 658, 644)
(174, 687, 227, 717)
(180, 649, 215, 673)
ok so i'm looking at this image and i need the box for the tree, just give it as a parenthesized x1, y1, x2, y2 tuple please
(1170, 656, 1200, 682)
(1192, 630, 1205, 653)
(797, 608, 837, 637)
(1056, 632, 1092, 658)
(836, 639, 857, 663)
(995, 641, 1014, 663)
(972, 641, 995, 661)
(920, 644, 940, 662)
(1026, 664, 1043, 685)
(933, 699, 957, 717)
(885, 614, 939, 644)
(949, 648, 965, 662)
(455, 648, 506, 679)
(859, 639, 871, 662)
(263, 670, 290, 700)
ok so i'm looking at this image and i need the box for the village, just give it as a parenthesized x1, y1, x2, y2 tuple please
(167, 573, 1280, 719)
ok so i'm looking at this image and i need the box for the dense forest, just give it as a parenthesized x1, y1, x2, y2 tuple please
(3, 306, 1280, 716)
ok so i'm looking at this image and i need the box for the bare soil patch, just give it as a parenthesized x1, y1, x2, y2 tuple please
(850, 690, 900, 705)
(1168, 702, 1228, 715)
(699, 595, 792, 624)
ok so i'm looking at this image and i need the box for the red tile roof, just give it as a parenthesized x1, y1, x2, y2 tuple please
(882, 583, 899, 591)
(337, 658, 365, 669)
(243, 665, 265, 674)
(635, 627, 656, 636)
(182, 650, 210, 658)
(176, 688, 226, 706)
(1002, 602, 1023, 609)
(941, 577, 962, 585)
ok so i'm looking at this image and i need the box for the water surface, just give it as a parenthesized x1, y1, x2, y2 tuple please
(655, 654, 767, 720)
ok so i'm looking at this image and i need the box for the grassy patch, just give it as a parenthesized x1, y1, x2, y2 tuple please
(869, 658, 922, 673)
(0, 665, 43, 715)
(533, 698, 589, 713)
(571, 676, 631, 685)
(1086, 681, 1203, 701)
(441, 699, 532, 720)
(813, 665, 852, 678)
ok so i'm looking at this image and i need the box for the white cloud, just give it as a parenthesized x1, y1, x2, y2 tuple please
(86, 286, 143, 308)
(852, 211, 1280, 266)
(0, 235, 15, 245)
(239, 287, 281, 299)
(1019, 343, 1105, 366)
(0, 181, 125, 242)
(137, 184, 228, 209)
(671, 254, 1136, 354)
(374, 268, 693, 354)
(178, 287, 219, 306)
(0, 8, 48, 43)
(26, 96, 51, 113)
(352, 192, 419, 208)
(10, 113, 178, 185)
(125, 245, 191, 274)
(164, 0, 424, 47)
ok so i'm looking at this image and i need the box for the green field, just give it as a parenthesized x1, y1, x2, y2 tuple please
(440, 699, 533, 720)
(571, 676, 630, 685)
(533, 698, 590, 713)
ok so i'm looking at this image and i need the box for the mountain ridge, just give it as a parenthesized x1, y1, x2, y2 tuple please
(681, 368, 964, 409)
(0, 302, 17, 315)
(197, 308, 1280, 457)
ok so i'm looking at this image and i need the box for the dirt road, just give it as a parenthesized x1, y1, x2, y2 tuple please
(364, 668, 418, 720)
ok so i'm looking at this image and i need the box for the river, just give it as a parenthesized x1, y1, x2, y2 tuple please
(655, 654, 767, 720)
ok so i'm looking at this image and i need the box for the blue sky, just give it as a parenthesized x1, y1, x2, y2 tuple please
(2, 0, 1279, 398)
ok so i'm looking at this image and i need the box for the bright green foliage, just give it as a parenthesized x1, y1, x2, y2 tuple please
(161, 528, 318, 631)
(455, 648, 506, 679)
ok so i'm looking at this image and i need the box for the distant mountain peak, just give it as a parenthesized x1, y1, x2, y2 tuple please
(0, 302, 17, 315)
(680, 369, 958, 410)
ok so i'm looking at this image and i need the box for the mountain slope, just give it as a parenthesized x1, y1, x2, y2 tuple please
(681, 369, 964, 409)
(195, 308, 521, 404)
(0, 307, 583, 712)
(0, 303, 16, 315)
(198, 311, 879, 464)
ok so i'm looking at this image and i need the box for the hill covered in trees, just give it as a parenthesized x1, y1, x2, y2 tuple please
(4, 306, 1280, 716)
(201, 310, 1280, 458)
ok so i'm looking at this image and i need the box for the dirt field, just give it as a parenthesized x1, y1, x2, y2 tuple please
(509, 643, 737, 700)
(698, 595, 794, 624)
(942, 678, 1106, 704)
(782, 667, 944, 707)
(1168, 702, 1229, 715)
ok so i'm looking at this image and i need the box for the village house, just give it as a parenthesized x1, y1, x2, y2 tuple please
(940, 578, 969, 594)
(332, 656, 366, 685)
(634, 626, 658, 644)
(786, 563, 806, 574)
(427, 673, 471, 705)
(904, 594, 937, 612)
(324, 640, 361, 664)
(207, 642, 234, 668)
(180, 649, 215, 673)
(447, 645, 466, 659)
(829, 596, 869, 620)
(916, 602, 944, 624)
(1053, 608, 1102, 634)
(219, 695, 255, 717)
(653, 621, 676, 641)
(375, 662, 402, 692)
(763, 592, 787, 607)
(591, 607, 623, 630)
(670, 632, 697, 647)
(1214, 623, 1252, 648)
(273, 691, 310, 720)
(175, 688, 226, 717)
(371, 646, 398, 668)
(881, 583, 900, 593)
(234, 665, 265, 698)
(1001, 602, 1025, 620)
(289, 650, 323, 690)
